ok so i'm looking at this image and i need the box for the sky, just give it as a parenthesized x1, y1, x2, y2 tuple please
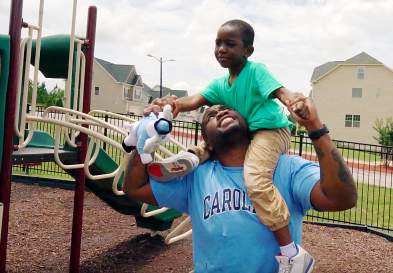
(1, 0, 393, 96)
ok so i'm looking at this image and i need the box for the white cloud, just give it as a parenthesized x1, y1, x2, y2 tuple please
(1, 0, 392, 95)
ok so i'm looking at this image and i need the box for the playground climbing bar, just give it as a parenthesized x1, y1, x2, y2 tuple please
(69, 6, 97, 273)
(0, 0, 23, 272)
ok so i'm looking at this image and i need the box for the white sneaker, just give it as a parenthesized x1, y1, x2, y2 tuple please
(147, 151, 199, 182)
(276, 245, 315, 273)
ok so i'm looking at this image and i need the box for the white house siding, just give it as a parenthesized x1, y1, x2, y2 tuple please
(312, 65, 393, 144)
(91, 61, 127, 113)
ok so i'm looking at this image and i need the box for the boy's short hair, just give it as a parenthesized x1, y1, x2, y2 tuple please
(221, 19, 254, 47)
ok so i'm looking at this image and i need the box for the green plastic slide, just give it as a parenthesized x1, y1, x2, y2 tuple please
(30, 34, 81, 110)
(86, 146, 182, 231)
(31, 35, 75, 79)
(0, 34, 11, 171)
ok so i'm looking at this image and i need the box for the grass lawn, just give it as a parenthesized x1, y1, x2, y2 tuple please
(12, 164, 73, 181)
(306, 183, 393, 232)
(290, 137, 382, 162)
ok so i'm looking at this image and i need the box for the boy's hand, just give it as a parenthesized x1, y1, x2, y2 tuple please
(143, 95, 178, 117)
(275, 87, 298, 107)
(172, 99, 183, 118)
(287, 95, 323, 132)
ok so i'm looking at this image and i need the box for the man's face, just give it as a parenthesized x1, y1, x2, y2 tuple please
(214, 24, 252, 68)
(202, 105, 248, 150)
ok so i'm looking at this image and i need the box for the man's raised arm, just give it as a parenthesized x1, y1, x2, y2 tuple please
(122, 152, 158, 206)
(288, 95, 357, 211)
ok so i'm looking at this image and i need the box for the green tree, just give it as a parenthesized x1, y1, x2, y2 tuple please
(46, 85, 65, 107)
(28, 81, 64, 107)
(28, 80, 49, 106)
(373, 118, 393, 165)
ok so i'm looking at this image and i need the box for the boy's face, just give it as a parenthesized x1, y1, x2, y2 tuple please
(214, 24, 253, 69)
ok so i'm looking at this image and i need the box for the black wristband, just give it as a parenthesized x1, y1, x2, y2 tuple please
(308, 124, 329, 140)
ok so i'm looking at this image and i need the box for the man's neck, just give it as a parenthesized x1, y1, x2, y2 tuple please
(215, 144, 248, 167)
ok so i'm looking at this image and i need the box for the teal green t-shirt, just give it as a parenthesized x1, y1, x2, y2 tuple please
(201, 61, 289, 132)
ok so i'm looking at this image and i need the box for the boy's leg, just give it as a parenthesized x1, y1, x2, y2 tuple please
(244, 128, 291, 234)
(244, 128, 314, 272)
(147, 141, 209, 182)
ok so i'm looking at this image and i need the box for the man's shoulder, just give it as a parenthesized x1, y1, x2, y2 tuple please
(193, 160, 240, 176)
(277, 153, 297, 164)
(276, 154, 314, 173)
(194, 160, 216, 173)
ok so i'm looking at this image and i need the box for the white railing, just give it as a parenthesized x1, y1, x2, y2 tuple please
(26, 108, 192, 245)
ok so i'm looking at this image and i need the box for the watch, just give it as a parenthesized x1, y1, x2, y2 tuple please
(308, 124, 329, 140)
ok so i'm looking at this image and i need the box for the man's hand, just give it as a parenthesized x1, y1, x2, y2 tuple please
(287, 95, 323, 132)
(143, 95, 178, 117)
(287, 95, 358, 211)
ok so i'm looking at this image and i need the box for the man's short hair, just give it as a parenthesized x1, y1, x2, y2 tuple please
(221, 19, 254, 47)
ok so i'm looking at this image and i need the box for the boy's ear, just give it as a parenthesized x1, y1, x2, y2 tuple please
(245, 45, 254, 57)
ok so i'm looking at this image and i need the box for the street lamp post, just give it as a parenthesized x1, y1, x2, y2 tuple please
(147, 54, 175, 98)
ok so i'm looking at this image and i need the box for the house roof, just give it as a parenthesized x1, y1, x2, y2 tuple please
(344, 52, 382, 65)
(310, 52, 383, 82)
(146, 85, 188, 100)
(95, 57, 143, 86)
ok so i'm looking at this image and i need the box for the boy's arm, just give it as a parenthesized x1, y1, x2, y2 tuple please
(173, 94, 209, 117)
(143, 94, 208, 118)
(122, 152, 158, 206)
(288, 96, 357, 211)
(273, 87, 297, 107)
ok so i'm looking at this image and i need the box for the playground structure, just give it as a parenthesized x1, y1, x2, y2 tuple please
(0, 1, 192, 272)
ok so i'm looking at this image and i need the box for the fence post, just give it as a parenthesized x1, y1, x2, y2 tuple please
(298, 134, 303, 157)
(194, 122, 199, 146)
(103, 114, 108, 151)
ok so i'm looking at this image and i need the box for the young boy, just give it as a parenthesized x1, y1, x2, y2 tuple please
(147, 19, 314, 273)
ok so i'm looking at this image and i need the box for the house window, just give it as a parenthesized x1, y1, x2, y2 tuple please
(124, 87, 133, 100)
(352, 88, 362, 98)
(357, 67, 364, 79)
(345, 115, 353, 127)
(345, 114, 360, 128)
(353, 115, 360, 127)
(133, 87, 142, 101)
(95, 86, 100, 95)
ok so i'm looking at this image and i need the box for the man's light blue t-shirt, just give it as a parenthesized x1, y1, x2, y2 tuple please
(151, 155, 320, 273)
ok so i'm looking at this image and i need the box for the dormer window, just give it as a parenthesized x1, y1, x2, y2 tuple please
(133, 87, 142, 101)
(357, 67, 364, 79)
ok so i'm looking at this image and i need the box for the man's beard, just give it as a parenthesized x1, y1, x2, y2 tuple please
(210, 124, 249, 155)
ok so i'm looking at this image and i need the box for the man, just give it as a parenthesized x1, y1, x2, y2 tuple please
(123, 97, 357, 273)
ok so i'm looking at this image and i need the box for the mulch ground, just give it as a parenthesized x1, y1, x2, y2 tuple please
(5, 182, 393, 273)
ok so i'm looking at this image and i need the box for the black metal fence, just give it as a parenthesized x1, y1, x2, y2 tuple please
(292, 135, 392, 238)
(12, 108, 393, 238)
